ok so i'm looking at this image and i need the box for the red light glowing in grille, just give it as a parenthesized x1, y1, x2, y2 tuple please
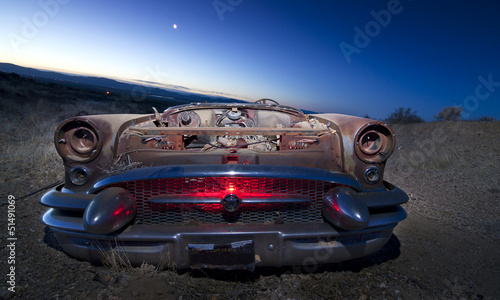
(110, 177, 334, 224)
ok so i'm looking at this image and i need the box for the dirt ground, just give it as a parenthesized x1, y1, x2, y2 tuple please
(0, 75, 499, 299)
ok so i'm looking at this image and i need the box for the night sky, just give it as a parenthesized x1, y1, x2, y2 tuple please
(2, 0, 500, 120)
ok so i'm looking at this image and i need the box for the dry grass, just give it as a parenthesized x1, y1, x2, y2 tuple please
(0, 100, 63, 190)
(103, 159, 143, 175)
(98, 241, 172, 277)
(0, 72, 176, 194)
(99, 244, 134, 272)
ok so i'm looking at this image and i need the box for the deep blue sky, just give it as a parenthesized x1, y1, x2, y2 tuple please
(2, 0, 500, 120)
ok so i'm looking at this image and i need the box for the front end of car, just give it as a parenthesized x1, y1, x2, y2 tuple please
(40, 102, 407, 270)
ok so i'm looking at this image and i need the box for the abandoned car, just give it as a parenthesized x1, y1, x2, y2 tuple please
(40, 99, 407, 270)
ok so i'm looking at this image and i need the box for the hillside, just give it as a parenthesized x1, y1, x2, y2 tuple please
(0, 74, 499, 299)
(0, 63, 249, 105)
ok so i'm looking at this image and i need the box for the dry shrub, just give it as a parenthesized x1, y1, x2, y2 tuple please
(476, 115, 496, 121)
(385, 107, 424, 124)
(434, 106, 462, 121)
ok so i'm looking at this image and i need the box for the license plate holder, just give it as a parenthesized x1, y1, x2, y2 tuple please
(187, 240, 255, 270)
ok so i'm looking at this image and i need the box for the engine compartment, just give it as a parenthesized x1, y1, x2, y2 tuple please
(166, 107, 296, 128)
(174, 106, 329, 151)
(167, 107, 293, 151)
(124, 104, 333, 153)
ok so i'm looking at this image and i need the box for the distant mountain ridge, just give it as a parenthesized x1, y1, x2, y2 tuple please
(0, 62, 248, 104)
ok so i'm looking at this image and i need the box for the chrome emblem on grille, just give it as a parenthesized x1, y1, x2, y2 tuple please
(222, 193, 241, 212)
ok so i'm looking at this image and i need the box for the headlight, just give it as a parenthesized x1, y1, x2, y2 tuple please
(355, 123, 395, 163)
(69, 127, 97, 154)
(359, 130, 383, 155)
(55, 118, 102, 162)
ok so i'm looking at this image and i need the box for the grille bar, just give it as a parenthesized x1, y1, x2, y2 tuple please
(110, 177, 335, 225)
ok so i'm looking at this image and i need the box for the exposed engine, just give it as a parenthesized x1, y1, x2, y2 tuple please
(211, 134, 278, 151)
(162, 106, 298, 151)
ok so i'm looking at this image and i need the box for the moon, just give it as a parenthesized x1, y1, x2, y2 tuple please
(173, 24, 177, 29)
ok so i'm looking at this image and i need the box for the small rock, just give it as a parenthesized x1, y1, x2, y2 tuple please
(118, 276, 129, 287)
(94, 271, 115, 284)
(358, 292, 370, 300)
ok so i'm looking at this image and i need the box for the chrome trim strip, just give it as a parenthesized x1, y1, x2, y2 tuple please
(360, 183, 409, 208)
(148, 194, 311, 205)
(243, 195, 310, 204)
(148, 195, 220, 204)
(40, 208, 85, 232)
(367, 206, 407, 227)
(39, 189, 92, 211)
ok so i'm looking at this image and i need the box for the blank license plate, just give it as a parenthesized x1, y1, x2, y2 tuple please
(187, 240, 255, 269)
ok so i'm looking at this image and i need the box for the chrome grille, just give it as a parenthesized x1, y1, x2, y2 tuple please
(110, 177, 335, 224)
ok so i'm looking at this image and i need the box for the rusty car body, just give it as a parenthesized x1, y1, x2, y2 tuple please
(39, 99, 407, 270)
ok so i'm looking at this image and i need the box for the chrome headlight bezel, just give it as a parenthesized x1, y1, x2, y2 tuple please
(354, 123, 395, 163)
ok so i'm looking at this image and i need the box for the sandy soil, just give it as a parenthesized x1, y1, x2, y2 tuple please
(0, 75, 499, 299)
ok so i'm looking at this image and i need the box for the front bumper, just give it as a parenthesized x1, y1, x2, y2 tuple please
(40, 165, 408, 269)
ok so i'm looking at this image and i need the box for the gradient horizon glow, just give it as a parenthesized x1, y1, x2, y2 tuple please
(2, 0, 500, 120)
